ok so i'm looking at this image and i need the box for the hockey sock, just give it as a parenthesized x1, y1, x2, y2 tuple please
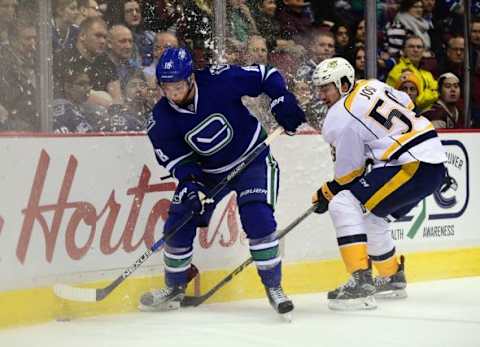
(370, 248, 399, 277)
(164, 245, 193, 287)
(250, 233, 281, 287)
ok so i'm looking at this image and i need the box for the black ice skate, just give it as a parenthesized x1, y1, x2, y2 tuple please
(327, 268, 377, 311)
(138, 285, 186, 312)
(265, 286, 294, 319)
(374, 255, 407, 299)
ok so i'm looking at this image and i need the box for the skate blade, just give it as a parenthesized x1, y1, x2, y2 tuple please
(328, 295, 377, 311)
(374, 289, 407, 300)
(138, 300, 181, 312)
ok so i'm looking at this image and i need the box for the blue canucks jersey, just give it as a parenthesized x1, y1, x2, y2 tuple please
(147, 64, 288, 180)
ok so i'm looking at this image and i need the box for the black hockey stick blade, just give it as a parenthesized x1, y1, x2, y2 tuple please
(181, 204, 317, 307)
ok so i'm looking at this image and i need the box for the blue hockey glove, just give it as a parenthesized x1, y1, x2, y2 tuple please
(311, 183, 334, 214)
(270, 93, 306, 134)
(178, 180, 206, 214)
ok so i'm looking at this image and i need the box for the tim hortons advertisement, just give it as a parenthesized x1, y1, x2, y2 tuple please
(1, 133, 479, 291)
(0, 135, 250, 291)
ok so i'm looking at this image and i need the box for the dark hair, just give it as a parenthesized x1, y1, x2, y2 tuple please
(63, 64, 90, 84)
(399, 0, 422, 13)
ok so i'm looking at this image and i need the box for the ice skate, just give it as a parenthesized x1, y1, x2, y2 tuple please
(265, 286, 294, 321)
(138, 285, 185, 312)
(328, 268, 377, 311)
(374, 255, 407, 299)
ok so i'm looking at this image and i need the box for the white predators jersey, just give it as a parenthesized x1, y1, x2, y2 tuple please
(322, 79, 446, 183)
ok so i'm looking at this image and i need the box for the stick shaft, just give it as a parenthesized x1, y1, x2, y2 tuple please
(55, 128, 284, 302)
(182, 204, 317, 307)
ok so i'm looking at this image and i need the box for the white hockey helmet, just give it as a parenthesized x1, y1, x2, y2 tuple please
(312, 57, 355, 96)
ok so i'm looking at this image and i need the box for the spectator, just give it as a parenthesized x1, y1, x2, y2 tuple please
(353, 45, 366, 80)
(54, 17, 123, 104)
(242, 35, 273, 130)
(108, 25, 141, 90)
(276, 0, 313, 43)
(396, 70, 421, 112)
(176, 0, 214, 67)
(97, 72, 145, 131)
(422, 0, 442, 56)
(121, 0, 155, 66)
(53, 68, 94, 133)
(52, 0, 80, 52)
(386, 35, 438, 111)
(251, 0, 282, 51)
(471, 18, 480, 125)
(385, 0, 433, 58)
(354, 18, 365, 47)
(296, 30, 336, 82)
(422, 72, 464, 128)
(0, 0, 17, 45)
(222, 37, 244, 64)
(142, 0, 181, 33)
(76, 0, 103, 25)
(244, 34, 268, 65)
(0, 17, 39, 131)
(332, 21, 353, 60)
(227, 0, 258, 42)
(437, 35, 464, 81)
(143, 31, 178, 91)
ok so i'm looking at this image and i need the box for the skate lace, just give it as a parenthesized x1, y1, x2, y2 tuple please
(341, 276, 358, 289)
(153, 286, 174, 298)
(268, 287, 286, 302)
(373, 276, 390, 287)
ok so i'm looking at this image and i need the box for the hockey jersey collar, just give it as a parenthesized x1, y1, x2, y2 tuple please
(167, 83, 199, 115)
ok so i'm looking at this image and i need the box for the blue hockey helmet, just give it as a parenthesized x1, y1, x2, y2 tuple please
(156, 47, 193, 84)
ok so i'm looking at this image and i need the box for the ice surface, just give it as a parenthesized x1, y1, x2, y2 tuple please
(1, 277, 479, 347)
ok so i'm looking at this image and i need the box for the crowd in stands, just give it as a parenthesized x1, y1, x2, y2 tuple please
(0, 0, 479, 133)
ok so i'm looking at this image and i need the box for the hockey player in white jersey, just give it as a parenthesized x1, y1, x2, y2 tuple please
(310, 57, 448, 310)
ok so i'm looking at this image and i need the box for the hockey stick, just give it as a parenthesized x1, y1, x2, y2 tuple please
(181, 203, 317, 307)
(53, 127, 284, 302)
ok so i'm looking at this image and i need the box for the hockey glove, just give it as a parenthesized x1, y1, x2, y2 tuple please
(270, 93, 306, 134)
(178, 179, 206, 215)
(311, 183, 335, 214)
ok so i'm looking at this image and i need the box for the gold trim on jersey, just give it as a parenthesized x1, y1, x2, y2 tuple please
(335, 166, 365, 185)
(380, 124, 435, 161)
(364, 161, 420, 211)
(345, 79, 369, 111)
(321, 183, 335, 201)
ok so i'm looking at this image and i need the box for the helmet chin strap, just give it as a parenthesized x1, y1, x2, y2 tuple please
(177, 76, 195, 107)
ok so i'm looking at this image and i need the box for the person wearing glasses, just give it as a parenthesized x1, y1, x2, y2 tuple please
(387, 35, 439, 112)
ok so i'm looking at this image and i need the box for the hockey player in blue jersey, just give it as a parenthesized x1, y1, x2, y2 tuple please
(140, 47, 305, 316)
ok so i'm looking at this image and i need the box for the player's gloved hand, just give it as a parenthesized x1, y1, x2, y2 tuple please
(178, 180, 206, 214)
(270, 93, 306, 134)
(311, 183, 334, 214)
